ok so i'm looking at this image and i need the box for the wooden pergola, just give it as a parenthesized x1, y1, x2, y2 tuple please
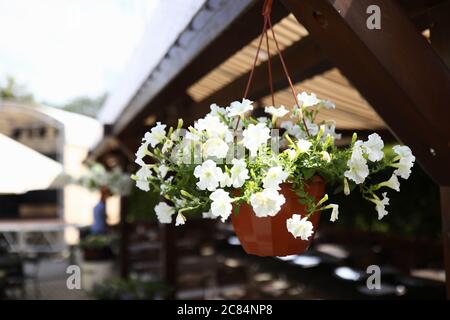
(90, 0, 450, 297)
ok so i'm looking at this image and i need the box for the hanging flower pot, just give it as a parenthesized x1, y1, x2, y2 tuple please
(130, 0, 416, 258)
(232, 176, 325, 256)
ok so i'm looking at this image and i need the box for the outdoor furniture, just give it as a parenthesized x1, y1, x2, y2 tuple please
(0, 219, 79, 254)
(0, 252, 25, 299)
(0, 219, 81, 298)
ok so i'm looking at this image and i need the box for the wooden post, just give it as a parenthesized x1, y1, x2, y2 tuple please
(160, 223, 176, 299)
(441, 187, 450, 298)
(430, 7, 450, 298)
(119, 196, 129, 279)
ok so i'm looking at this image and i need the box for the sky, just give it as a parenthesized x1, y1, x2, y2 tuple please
(0, 0, 157, 105)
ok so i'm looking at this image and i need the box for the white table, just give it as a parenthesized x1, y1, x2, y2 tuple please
(0, 219, 80, 255)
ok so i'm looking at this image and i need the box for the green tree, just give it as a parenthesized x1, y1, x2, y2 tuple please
(61, 94, 107, 118)
(0, 76, 35, 103)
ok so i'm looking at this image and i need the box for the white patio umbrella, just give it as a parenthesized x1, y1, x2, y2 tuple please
(0, 133, 70, 194)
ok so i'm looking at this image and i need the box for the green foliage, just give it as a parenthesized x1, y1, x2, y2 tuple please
(126, 187, 160, 222)
(91, 278, 168, 300)
(79, 234, 117, 250)
(79, 163, 131, 195)
(0, 76, 35, 103)
(322, 162, 441, 239)
(60, 94, 106, 118)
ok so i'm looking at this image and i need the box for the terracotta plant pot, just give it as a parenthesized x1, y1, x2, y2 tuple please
(231, 176, 325, 257)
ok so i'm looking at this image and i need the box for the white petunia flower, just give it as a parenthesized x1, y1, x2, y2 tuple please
(372, 192, 390, 220)
(175, 213, 186, 226)
(379, 174, 400, 192)
(297, 92, 320, 107)
(202, 210, 216, 219)
(395, 161, 414, 180)
(170, 129, 182, 141)
(144, 122, 167, 148)
(158, 164, 169, 178)
(209, 103, 226, 117)
(193, 160, 224, 191)
(242, 123, 271, 157)
(304, 119, 319, 137)
(280, 121, 303, 139)
(393, 145, 415, 179)
(344, 143, 369, 184)
(285, 149, 297, 161)
(203, 138, 229, 159)
(185, 130, 201, 142)
(220, 172, 232, 188)
(363, 133, 384, 162)
(209, 189, 233, 222)
(230, 159, 249, 188)
(265, 105, 289, 118)
(297, 139, 312, 153)
(322, 123, 341, 140)
(286, 214, 314, 240)
(135, 165, 152, 191)
(227, 98, 253, 117)
(135, 141, 149, 166)
(322, 99, 335, 109)
(154, 202, 175, 224)
(195, 114, 233, 142)
(257, 116, 269, 124)
(328, 204, 339, 222)
(393, 145, 413, 158)
(161, 138, 174, 153)
(250, 188, 286, 217)
(321, 151, 331, 162)
(262, 166, 289, 190)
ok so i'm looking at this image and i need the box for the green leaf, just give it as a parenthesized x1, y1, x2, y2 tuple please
(302, 168, 315, 180)
(233, 202, 241, 216)
(298, 198, 309, 205)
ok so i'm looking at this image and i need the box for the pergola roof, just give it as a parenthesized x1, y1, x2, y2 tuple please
(187, 14, 384, 130)
(187, 14, 309, 101)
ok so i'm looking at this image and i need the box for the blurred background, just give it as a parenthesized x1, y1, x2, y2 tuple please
(0, 0, 448, 300)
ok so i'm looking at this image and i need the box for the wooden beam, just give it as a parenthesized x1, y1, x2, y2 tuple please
(397, 0, 450, 17)
(189, 36, 333, 122)
(429, 5, 450, 298)
(116, 0, 289, 140)
(429, 1, 450, 66)
(119, 196, 129, 279)
(407, 0, 450, 32)
(119, 94, 196, 153)
(280, 0, 450, 186)
(160, 223, 176, 299)
(441, 187, 450, 298)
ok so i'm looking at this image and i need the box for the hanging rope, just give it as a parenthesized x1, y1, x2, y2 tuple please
(267, 13, 311, 137)
(238, 0, 311, 137)
(242, 17, 268, 100)
(265, 25, 275, 107)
